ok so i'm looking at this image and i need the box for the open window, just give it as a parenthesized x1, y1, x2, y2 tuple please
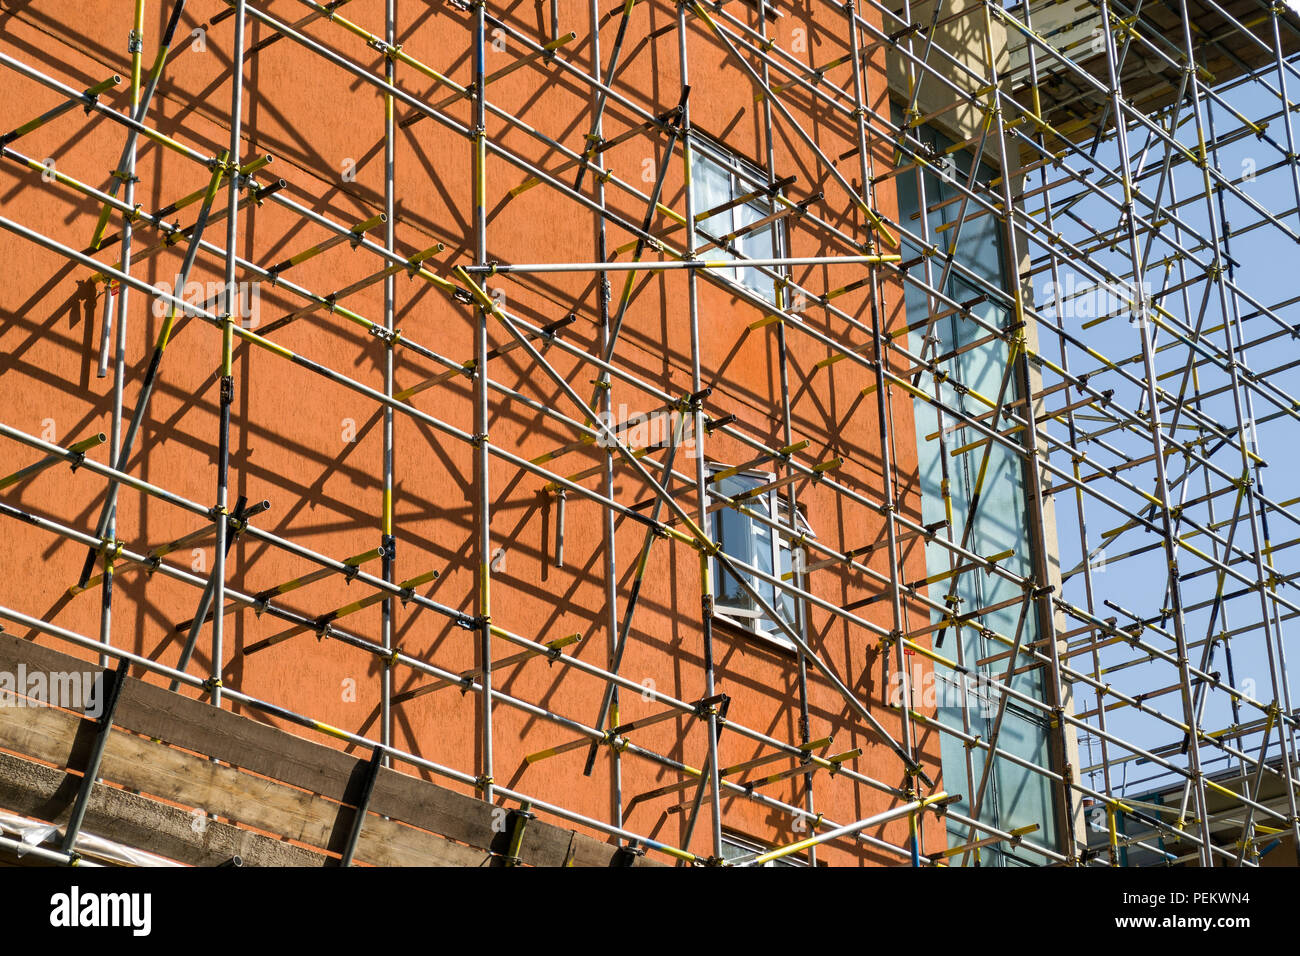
(688, 135, 785, 303)
(708, 467, 814, 650)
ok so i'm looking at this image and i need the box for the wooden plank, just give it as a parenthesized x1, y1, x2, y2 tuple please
(0, 750, 323, 867)
(0, 633, 485, 832)
(0, 632, 660, 866)
(0, 700, 488, 867)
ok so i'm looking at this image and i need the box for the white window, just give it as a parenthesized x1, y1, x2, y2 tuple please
(708, 467, 813, 649)
(720, 831, 807, 867)
(689, 137, 785, 303)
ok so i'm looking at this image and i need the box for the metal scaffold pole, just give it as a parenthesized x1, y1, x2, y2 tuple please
(0, 0, 1298, 867)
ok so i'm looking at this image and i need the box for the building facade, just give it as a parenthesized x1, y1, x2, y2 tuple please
(1, 0, 1296, 867)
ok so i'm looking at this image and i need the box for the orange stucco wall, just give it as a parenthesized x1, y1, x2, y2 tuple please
(0, 0, 943, 864)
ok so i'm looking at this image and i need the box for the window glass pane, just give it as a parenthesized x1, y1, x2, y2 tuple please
(720, 833, 805, 867)
(691, 150, 733, 256)
(771, 498, 813, 634)
(719, 837, 751, 864)
(753, 501, 775, 614)
(714, 474, 765, 613)
(738, 201, 776, 302)
(716, 504, 754, 609)
(775, 538, 794, 629)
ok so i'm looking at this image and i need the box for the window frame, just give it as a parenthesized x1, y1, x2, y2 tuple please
(688, 134, 787, 303)
(720, 831, 808, 867)
(706, 463, 814, 651)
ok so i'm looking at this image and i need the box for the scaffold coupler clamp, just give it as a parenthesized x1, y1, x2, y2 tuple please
(500, 805, 534, 866)
(368, 323, 398, 344)
(612, 842, 645, 866)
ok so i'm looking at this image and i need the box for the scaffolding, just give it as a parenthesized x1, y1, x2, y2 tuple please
(0, 0, 1298, 866)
